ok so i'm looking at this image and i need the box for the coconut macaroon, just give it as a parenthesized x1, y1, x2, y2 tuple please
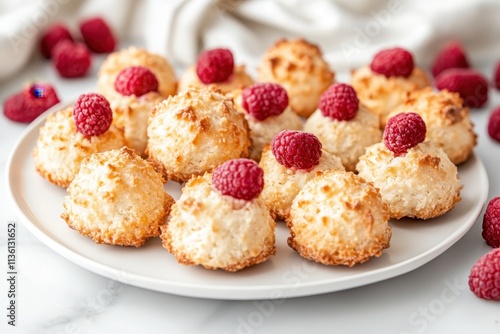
(387, 88, 476, 165)
(257, 38, 334, 117)
(178, 48, 253, 94)
(356, 113, 461, 219)
(230, 83, 303, 161)
(147, 88, 250, 182)
(304, 83, 382, 171)
(61, 147, 174, 247)
(161, 159, 275, 272)
(259, 131, 344, 221)
(288, 170, 392, 267)
(33, 100, 126, 188)
(351, 47, 430, 128)
(97, 46, 177, 100)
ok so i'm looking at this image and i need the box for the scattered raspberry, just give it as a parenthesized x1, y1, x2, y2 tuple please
(482, 197, 500, 248)
(468, 248, 500, 301)
(435, 68, 488, 108)
(3, 83, 60, 123)
(271, 130, 322, 170)
(319, 83, 359, 121)
(370, 47, 414, 78)
(80, 17, 116, 53)
(114, 66, 159, 97)
(73, 93, 112, 136)
(431, 41, 470, 78)
(196, 48, 234, 84)
(52, 41, 92, 78)
(383, 112, 426, 155)
(493, 61, 500, 90)
(40, 24, 73, 59)
(212, 159, 264, 201)
(241, 83, 288, 121)
(488, 106, 500, 142)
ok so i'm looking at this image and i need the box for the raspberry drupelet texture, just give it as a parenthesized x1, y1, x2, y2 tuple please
(3, 83, 60, 123)
(435, 68, 488, 108)
(196, 48, 234, 84)
(370, 47, 414, 78)
(52, 41, 92, 78)
(468, 248, 500, 301)
(319, 83, 359, 121)
(242, 83, 289, 121)
(80, 17, 116, 53)
(73, 93, 113, 136)
(488, 106, 500, 142)
(114, 66, 159, 97)
(212, 159, 264, 201)
(40, 24, 73, 59)
(271, 130, 322, 170)
(483, 197, 500, 248)
(431, 41, 470, 78)
(493, 61, 500, 90)
(383, 112, 426, 156)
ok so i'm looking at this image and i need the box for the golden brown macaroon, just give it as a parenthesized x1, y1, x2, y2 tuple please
(146, 88, 250, 182)
(387, 88, 476, 165)
(178, 64, 254, 95)
(161, 173, 275, 272)
(304, 103, 382, 172)
(259, 145, 344, 222)
(288, 170, 392, 267)
(109, 91, 164, 157)
(351, 65, 430, 127)
(61, 147, 174, 247)
(356, 141, 462, 220)
(257, 38, 335, 117)
(32, 107, 126, 188)
(97, 47, 177, 100)
(230, 89, 303, 161)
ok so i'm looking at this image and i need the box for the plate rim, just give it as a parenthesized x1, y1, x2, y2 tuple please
(5, 101, 490, 300)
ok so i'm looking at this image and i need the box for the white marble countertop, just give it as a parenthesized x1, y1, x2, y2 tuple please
(1, 53, 499, 334)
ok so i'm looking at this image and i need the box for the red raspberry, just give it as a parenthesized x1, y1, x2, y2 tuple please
(241, 83, 288, 121)
(52, 41, 92, 78)
(370, 47, 414, 78)
(468, 248, 500, 301)
(212, 159, 264, 201)
(3, 83, 60, 123)
(73, 93, 112, 136)
(431, 41, 470, 78)
(482, 197, 500, 248)
(319, 83, 359, 121)
(114, 66, 159, 97)
(488, 106, 500, 142)
(196, 48, 234, 84)
(80, 17, 116, 53)
(493, 61, 500, 90)
(271, 130, 322, 170)
(40, 23, 73, 59)
(435, 68, 488, 108)
(384, 112, 426, 156)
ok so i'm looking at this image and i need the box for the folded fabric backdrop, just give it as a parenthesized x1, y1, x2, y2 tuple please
(1, 0, 499, 81)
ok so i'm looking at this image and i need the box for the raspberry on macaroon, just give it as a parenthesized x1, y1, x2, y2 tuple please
(383, 112, 427, 156)
(73, 93, 113, 136)
(271, 130, 322, 170)
(242, 83, 289, 121)
(212, 158, 264, 201)
(370, 47, 414, 78)
(319, 83, 359, 121)
(114, 66, 159, 97)
(196, 48, 234, 84)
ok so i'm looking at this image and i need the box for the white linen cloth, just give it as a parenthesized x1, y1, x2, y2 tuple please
(1, 0, 499, 81)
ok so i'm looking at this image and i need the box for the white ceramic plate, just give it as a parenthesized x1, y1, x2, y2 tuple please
(6, 102, 489, 300)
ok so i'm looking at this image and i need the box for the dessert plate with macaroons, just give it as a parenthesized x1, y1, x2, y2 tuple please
(6, 101, 488, 300)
